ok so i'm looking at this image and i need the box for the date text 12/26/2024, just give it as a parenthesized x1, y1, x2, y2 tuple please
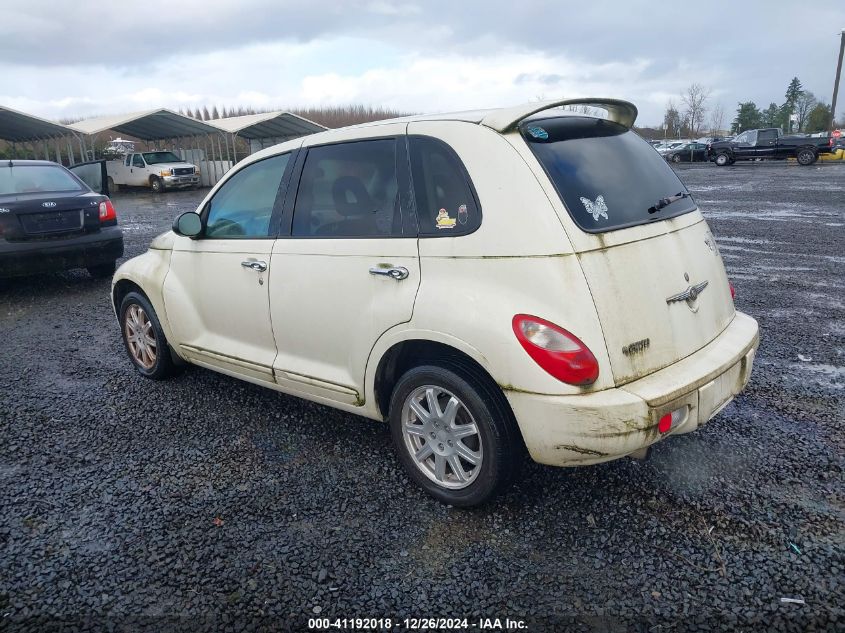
(308, 617, 528, 630)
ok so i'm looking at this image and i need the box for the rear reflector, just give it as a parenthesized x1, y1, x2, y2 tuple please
(729, 282, 736, 300)
(658, 407, 687, 434)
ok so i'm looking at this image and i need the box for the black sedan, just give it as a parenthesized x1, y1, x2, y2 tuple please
(664, 142, 709, 163)
(0, 160, 123, 279)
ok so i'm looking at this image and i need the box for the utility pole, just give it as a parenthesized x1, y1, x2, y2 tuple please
(831, 30, 845, 131)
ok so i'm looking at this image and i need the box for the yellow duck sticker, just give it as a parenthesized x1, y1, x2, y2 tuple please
(435, 208, 456, 229)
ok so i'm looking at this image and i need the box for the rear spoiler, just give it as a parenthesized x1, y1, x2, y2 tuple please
(480, 97, 638, 133)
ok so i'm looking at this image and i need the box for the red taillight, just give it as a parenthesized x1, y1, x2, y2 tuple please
(512, 314, 599, 385)
(729, 282, 736, 300)
(658, 413, 672, 433)
(98, 199, 116, 223)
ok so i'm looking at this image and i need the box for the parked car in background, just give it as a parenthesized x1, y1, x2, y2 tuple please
(111, 98, 758, 506)
(106, 151, 200, 193)
(657, 141, 690, 154)
(0, 160, 123, 278)
(708, 128, 833, 166)
(664, 142, 709, 163)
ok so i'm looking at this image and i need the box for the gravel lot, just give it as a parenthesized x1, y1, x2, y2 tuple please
(1, 163, 842, 632)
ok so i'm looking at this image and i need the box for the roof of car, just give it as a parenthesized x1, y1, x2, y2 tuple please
(338, 97, 638, 133)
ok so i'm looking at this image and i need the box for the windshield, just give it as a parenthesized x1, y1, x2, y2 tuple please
(142, 152, 182, 165)
(522, 116, 697, 233)
(0, 164, 84, 195)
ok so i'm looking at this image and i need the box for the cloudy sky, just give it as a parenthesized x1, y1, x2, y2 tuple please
(2, 0, 844, 126)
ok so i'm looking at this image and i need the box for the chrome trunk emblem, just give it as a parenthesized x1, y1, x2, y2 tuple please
(666, 276, 709, 312)
(41, 201, 57, 208)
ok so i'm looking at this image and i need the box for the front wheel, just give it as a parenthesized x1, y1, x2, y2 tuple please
(671, 154, 681, 163)
(389, 364, 520, 506)
(119, 291, 177, 379)
(796, 148, 817, 166)
(150, 177, 165, 193)
(714, 153, 731, 167)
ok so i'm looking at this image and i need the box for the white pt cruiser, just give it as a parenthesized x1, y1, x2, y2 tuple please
(112, 98, 759, 506)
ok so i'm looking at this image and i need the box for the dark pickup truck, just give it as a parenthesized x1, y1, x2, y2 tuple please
(708, 128, 833, 166)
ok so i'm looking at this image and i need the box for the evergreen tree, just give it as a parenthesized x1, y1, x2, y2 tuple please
(761, 103, 780, 128)
(805, 103, 832, 133)
(732, 102, 762, 133)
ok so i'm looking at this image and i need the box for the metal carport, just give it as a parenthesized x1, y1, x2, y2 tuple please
(0, 104, 77, 164)
(207, 111, 325, 159)
(69, 108, 233, 185)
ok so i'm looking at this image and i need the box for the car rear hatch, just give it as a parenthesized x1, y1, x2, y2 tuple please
(521, 115, 735, 385)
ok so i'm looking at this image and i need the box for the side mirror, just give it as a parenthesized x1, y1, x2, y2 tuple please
(173, 212, 202, 238)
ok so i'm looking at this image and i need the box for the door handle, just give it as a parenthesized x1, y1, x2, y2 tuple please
(241, 260, 267, 272)
(369, 266, 409, 281)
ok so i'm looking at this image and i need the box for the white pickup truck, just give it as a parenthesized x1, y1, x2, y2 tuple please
(106, 151, 200, 193)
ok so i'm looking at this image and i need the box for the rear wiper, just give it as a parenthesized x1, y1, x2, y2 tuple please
(648, 191, 690, 214)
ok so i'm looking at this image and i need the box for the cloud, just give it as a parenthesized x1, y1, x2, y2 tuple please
(1, 1, 844, 126)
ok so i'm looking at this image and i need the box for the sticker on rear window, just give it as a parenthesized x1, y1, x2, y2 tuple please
(458, 204, 468, 225)
(526, 126, 549, 140)
(435, 208, 456, 229)
(580, 195, 608, 221)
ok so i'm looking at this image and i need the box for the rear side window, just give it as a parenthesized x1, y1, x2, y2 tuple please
(409, 136, 480, 235)
(523, 117, 697, 233)
(292, 139, 402, 238)
(0, 165, 84, 195)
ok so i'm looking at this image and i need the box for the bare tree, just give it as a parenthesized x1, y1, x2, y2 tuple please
(709, 102, 725, 136)
(795, 91, 817, 131)
(681, 83, 711, 138)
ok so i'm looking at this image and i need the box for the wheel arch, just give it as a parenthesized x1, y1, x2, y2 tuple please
(112, 278, 145, 317)
(369, 335, 520, 441)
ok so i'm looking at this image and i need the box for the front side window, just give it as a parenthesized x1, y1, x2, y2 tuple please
(523, 116, 697, 233)
(132, 155, 145, 168)
(0, 165, 84, 195)
(205, 153, 290, 238)
(409, 136, 480, 236)
(292, 139, 401, 238)
(758, 129, 778, 142)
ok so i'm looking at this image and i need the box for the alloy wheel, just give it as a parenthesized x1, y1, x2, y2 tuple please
(124, 304, 157, 369)
(401, 385, 483, 490)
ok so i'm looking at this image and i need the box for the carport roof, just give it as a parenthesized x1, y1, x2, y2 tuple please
(0, 104, 75, 142)
(207, 111, 325, 139)
(69, 108, 220, 140)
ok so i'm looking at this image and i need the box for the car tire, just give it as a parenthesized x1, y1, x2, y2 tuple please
(388, 363, 522, 506)
(715, 153, 730, 167)
(797, 148, 817, 166)
(107, 177, 119, 193)
(87, 261, 116, 279)
(672, 154, 681, 163)
(150, 177, 165, 193)
(119, 291, 177, 380)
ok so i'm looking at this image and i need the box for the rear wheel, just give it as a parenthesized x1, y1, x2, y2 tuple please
(388, 364, 520, 506)
(150, 176, 165, 193)
(671, 154, 681, 163)
(797, 148, 817, 166)
(87, 261, 116, 279)
(119, 291, 177, 379)
(714, 153, 731, 167)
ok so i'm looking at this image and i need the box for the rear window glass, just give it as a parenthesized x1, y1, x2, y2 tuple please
(0, 165, 84, 195)
(522, 117, 697, 233)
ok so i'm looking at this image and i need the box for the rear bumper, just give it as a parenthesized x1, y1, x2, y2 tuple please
(0, 227, 124, 278)
(507, 311, 759, 467)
